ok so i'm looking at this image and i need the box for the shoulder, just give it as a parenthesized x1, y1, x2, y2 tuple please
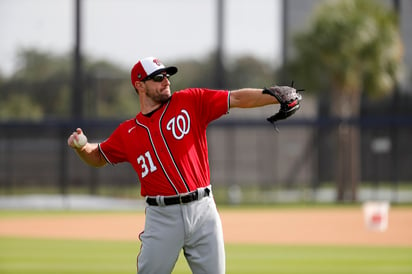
(172, 88, 200, 97)
(172, 88, 227, 99)
(111, 118, 137, 135)
(118, 117, 136, 128)
(169, 88, 199, 103)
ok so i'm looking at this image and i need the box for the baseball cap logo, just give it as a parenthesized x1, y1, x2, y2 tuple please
(153, 59, 162, 67)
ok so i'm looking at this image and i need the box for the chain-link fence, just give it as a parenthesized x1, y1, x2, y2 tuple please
(1, 114, 411, 204)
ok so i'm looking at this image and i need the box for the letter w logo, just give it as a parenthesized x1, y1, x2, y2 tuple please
(167, 109, 191, 140)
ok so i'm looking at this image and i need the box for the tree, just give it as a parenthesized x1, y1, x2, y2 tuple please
(0, 49, 277, 121)
(1, 49, 72, 119)
(0, 49, 135, 120)
(226, 56, 275, 89)
(171, 52, 275, 91)
(290, 0, 403, 201)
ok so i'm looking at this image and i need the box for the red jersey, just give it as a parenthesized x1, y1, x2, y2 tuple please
(99, 88, 229, 196)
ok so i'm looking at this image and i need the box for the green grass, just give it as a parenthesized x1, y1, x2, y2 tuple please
(1, 237, 411, 274)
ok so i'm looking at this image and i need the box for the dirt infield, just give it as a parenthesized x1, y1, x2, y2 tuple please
(0, 207, 411, 246)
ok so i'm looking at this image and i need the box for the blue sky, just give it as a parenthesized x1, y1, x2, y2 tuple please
(0, 0, 281, 75)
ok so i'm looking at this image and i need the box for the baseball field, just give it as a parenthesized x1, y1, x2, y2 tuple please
(1, 206, 411, 274)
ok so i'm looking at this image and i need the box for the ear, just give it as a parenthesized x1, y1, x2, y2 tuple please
(134, 81, 144, 92)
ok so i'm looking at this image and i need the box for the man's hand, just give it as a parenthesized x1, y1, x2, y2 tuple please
(68, 128, 88, 149)
(262, 85, 303, 130)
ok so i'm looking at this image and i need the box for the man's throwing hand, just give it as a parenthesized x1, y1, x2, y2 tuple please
(68, 128, 88, 149)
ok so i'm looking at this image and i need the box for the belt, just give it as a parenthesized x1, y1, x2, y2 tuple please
(146, 187, 210, 206)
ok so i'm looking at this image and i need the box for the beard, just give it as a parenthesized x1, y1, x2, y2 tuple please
(145, 87, 171, 104)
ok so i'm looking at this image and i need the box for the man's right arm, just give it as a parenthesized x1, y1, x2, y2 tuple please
(68, 128, 107, 167)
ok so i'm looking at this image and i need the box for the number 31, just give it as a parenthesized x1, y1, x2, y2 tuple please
(137, 151, 157, 178)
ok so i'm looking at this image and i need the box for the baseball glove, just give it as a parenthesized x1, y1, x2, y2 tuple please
(262, 83, 303, 131)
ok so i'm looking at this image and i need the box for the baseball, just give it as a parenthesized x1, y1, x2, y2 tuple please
(73, 133, 87, 148)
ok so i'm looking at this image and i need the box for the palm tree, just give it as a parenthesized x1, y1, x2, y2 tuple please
(290, 0, 403, 201)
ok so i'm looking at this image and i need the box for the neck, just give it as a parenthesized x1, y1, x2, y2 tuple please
(141, 102, 162, 115)
(140, 97, 172, 115)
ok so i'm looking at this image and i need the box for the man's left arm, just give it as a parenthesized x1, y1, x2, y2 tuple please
(229, 86, 303, 129)
(229, 88, 279, 109)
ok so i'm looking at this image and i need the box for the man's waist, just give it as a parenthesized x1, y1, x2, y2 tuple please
(145, 186, 211, 206)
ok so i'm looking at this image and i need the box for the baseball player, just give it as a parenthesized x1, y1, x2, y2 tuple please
(67, 57, 301, 274)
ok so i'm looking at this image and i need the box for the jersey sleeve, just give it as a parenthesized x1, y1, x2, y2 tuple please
(189, 88, 229, 125)
(98, 122, 129, 165)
